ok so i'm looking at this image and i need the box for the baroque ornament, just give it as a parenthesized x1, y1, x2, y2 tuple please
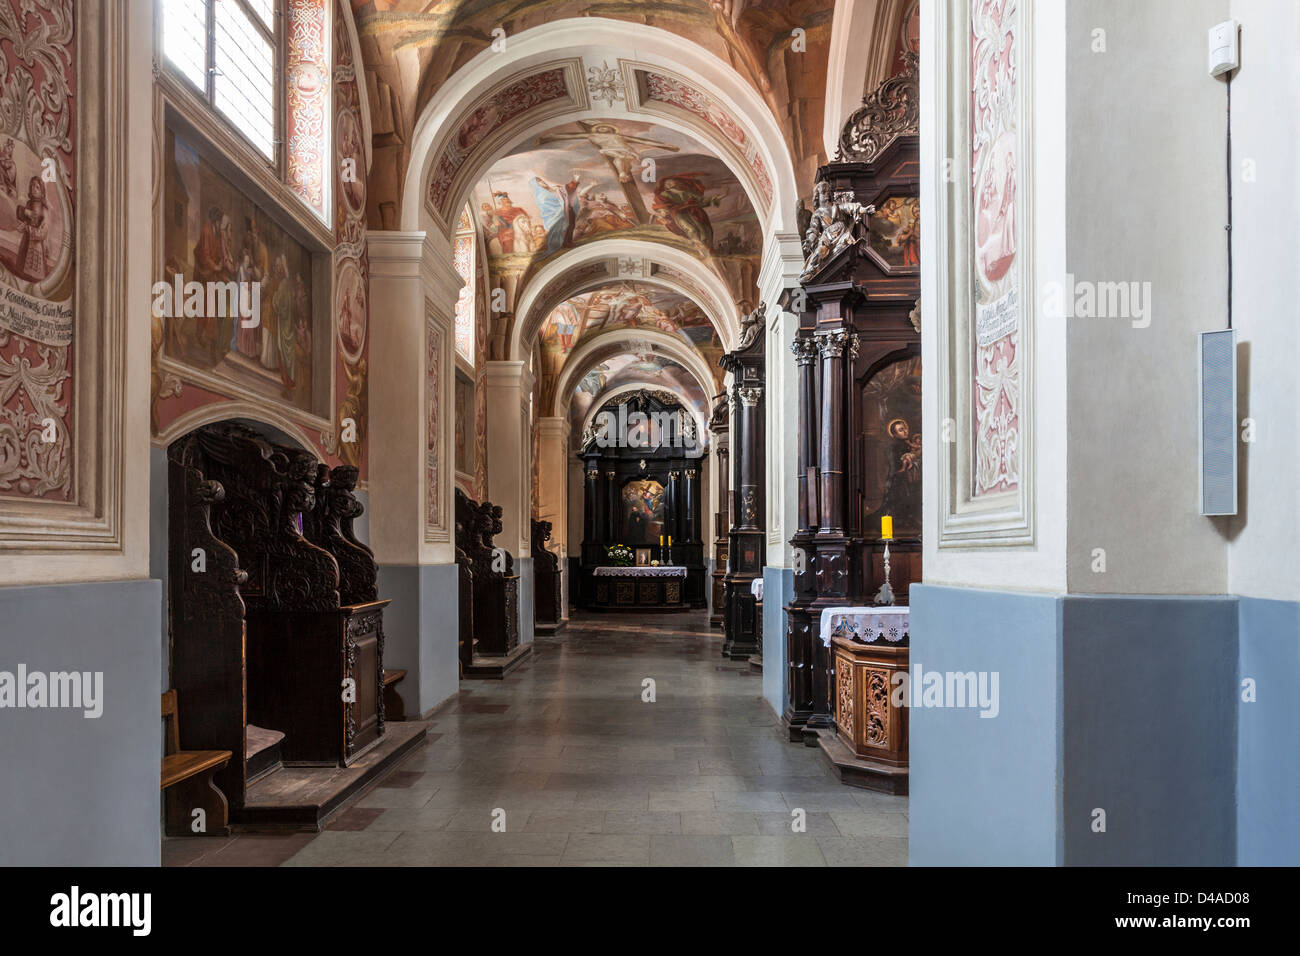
(835, 51, 920, 163)
(585, 59, 626, 109)
(0, 0, 75, 501)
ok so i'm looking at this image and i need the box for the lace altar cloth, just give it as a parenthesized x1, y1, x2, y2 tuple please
(819, 606, 910, 647)
(593, 565, 688, 577)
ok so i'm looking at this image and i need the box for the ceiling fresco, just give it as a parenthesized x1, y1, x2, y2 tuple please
(351, 0, 834, 228)
(473, 118, 761, 311)
(536, 281, 724, 413)
(566, 348, 710, 440)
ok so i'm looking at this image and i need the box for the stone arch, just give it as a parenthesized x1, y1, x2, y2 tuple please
(400, 18, 800, 239)
(576, 381, 710, 451)
(155, 402, 323, 458)
(508, 238, 742, 360)
(550, 327, 717, 420)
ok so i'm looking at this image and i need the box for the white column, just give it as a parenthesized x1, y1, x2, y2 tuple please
(368, 231, 457, 566)
(485, 360, 535, 559)
(536, 416, 570, 550)
(367, 230, 460, 716)
(759, 231, 808, 570)
(536, 416, 570, 621)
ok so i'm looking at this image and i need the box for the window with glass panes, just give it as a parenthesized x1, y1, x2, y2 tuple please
(161, 0, 280, 161)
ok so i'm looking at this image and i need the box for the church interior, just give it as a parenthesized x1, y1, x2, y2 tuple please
(0, 0, 1296, 872)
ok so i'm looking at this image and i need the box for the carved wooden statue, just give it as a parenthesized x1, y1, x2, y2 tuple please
(532, 518, 564, 634)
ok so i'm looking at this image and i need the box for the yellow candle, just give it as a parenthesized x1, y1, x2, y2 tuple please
(881, 516, 893, 540)
(667, 536, 672, 546)
(659, 535, 664, 545)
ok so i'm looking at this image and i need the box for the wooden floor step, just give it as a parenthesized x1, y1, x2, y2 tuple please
(245, 724, 286, 784)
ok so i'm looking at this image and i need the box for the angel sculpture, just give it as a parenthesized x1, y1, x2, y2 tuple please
(800, 179, 874, 282)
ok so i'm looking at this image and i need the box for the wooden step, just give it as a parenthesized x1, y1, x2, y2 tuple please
(245, 724, 286, 784)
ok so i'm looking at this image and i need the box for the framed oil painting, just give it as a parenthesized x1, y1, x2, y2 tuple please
(621, 478, 664, 545)
(159, 122, 331, 420)
(861, 355, 922, 537)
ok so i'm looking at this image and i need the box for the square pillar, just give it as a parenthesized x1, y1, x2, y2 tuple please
(367, 230, 460, 717)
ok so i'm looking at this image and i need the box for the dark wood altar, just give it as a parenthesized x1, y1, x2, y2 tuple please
(783, 54, 921, 791)
(576, 390, 707, 610)
(456, 489, 529, 677)
(166, 422, 425, 830)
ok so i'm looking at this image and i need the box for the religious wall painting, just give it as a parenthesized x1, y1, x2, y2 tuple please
(895, 0, 921, 72)
(867, 195, 919, 272)
(861, 356, 922, 537)
(0, 0, 75, 503)
(621, 478, 665, 545)
(336, 105, 366, 222)
(426, 66, 570, 214)
(452, 228, 475, 361)
(161, 126, 326, 418)
(538, 283, 717, 357)
(336, 257, 366, 364)
(425, 315, 442, 535)
(970, 0, 1020, 499)
(454, 370, 474, 477)
(638, 70, 774, 207)
(567, 350, 708, 440)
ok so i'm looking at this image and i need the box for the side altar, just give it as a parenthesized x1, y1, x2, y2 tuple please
(590, 565, 688, 611)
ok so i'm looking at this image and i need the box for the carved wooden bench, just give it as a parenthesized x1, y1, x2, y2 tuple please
(161, 690, 232, 837)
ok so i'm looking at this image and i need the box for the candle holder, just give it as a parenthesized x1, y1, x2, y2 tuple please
(873, 537, 896, 606)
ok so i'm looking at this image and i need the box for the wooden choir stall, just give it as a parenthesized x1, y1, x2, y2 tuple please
(783, 54, 921, 793)
(575, 390, 708, 611)
(532, 519, 565, 635)
(166, 422, 425, 832)
(456, 489, 529, 677)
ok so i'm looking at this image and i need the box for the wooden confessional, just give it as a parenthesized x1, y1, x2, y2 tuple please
(783, 54, 920, 792)
(166, 421, 418, 829)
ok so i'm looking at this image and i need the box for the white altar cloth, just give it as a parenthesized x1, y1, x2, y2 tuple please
(593, 565, 687, 577)
(818, 606, 910, 647)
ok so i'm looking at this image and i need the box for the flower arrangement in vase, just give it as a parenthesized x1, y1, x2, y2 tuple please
(606, 543, 634, 567)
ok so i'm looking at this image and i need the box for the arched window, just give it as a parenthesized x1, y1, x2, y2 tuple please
(161, 0, 279, 160)
(453, 204, 477, 364)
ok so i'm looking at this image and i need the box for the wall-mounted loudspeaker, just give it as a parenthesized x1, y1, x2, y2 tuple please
(1198, 329, 1237, 516)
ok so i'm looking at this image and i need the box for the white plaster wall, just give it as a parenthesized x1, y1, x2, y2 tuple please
(1063, 0, 1230, 595)
(1224, 0, 1300, 603)
(921, 0, 1069, 593)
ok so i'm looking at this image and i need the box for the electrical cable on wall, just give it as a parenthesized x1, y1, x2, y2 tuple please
(1226, 72, 1233, 330)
